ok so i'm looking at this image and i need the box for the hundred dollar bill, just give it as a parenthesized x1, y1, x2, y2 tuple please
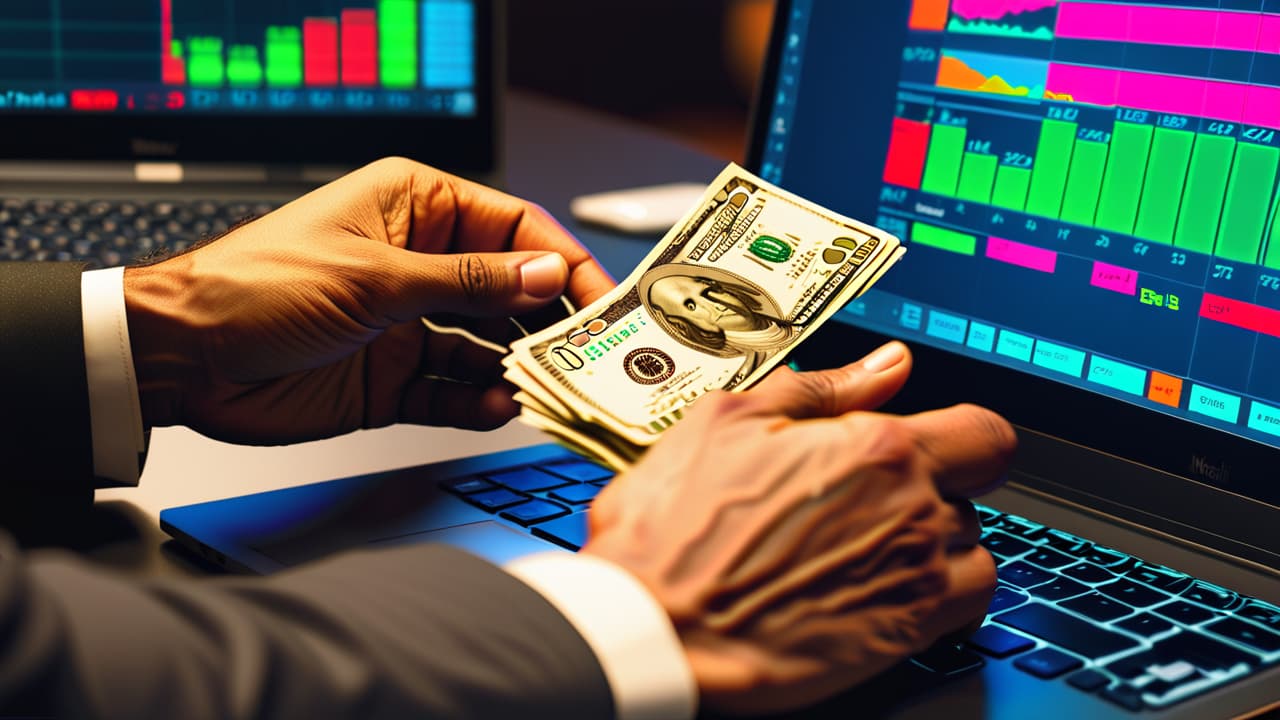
(508, 163, 904, 449)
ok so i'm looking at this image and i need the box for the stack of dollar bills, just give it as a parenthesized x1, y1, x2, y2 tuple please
(503, 163, 906, 470)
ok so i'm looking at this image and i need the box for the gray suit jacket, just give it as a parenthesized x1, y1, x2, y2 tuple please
(0, 262, 615, 719)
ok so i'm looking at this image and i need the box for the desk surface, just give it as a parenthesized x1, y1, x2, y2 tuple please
(91, 92, 726, 575)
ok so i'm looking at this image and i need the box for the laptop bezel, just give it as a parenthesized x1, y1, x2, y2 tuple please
(0, 0, 500, 174)
(747, 0, 1279, 570)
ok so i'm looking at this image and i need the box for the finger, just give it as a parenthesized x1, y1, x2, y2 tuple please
(376, 159, 616, 308)
(417, 331, 507, 386)
(921, 546, 998, 645)
(399, 377, 519, 430)
(745, 341, 912, 419)
(899, 404, 1018, 499)
(391, 249, 571, 319)
(942, 499, 982, 552)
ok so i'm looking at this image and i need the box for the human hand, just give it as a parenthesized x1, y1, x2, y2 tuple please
(123, 157, 613, 444)
(582, 342, 1017, 715)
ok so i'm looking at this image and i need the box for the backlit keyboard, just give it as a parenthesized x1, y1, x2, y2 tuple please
(440, 456, 1280, 713)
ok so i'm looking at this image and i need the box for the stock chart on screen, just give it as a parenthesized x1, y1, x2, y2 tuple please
(0, 0, 477, 115)
(760, 0, 1280, 446)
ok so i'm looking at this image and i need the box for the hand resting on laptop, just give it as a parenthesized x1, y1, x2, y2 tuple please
(6, 157, 1016, 717)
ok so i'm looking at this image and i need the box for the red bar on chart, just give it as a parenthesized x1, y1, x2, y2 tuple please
(883, 118, 931, 189)
(1200, 293, 1280, 339)
(160, 0, 185, 85)
(303, 18, 339, 86)
(70, 90, 120, 111)
(341, 9, 378, 86)
(908, 0, 950, 31)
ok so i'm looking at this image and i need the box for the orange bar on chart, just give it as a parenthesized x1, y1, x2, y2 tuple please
(909, 0, 950, 31)
(1147, 372, 1184, 408)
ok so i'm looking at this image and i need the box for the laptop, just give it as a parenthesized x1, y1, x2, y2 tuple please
(0, 0, 500, 266)
(162, 1, 1279, 718)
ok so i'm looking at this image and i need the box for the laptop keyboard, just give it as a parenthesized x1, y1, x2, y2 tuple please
(0, 197, 279, 268)
(441, 457, 1280, 713)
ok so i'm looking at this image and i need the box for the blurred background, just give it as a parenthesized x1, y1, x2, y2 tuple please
(507, 0, 776, 163)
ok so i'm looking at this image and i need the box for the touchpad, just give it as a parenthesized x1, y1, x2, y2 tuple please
(366, 521, 559, 565)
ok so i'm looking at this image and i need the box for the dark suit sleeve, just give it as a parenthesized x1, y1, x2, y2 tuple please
(1, 536, 616, 719)
(0, 262, 95, 543)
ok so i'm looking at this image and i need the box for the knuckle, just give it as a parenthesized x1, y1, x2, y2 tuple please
(455, 254, 500, 301)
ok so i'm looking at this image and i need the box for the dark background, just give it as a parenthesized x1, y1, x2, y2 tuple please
(506, 0, 776, 163)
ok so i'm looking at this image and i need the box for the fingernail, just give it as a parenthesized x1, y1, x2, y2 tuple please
(520, 254, 568, 300)
(862, 341, 906, 373)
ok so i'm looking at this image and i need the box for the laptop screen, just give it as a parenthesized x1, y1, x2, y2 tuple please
(757, 0, 1280, 458)
(0, 0, 477, 117)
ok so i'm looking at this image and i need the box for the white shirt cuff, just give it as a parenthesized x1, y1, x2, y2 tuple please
(81, 267, 146, 487)
(505, 551, 698, 720)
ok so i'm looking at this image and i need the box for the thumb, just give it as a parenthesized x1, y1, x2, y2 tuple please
(747, 341, 912, 419)
(402, 250, 569, 317)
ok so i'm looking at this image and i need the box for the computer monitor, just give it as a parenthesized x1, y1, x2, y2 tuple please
(752, 0, 1280, 566)
(0, 0, 498, 169)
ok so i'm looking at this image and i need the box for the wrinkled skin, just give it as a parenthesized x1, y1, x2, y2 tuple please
(585, 343, 1016, 715)
(123, 157, 612, 443)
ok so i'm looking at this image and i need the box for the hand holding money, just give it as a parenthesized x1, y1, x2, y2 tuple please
(505, 164, 905, 469)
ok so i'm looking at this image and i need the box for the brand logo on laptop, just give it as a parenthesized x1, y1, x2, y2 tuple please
(1189, 454, 1230, 483)
(131, 138, 179, 157)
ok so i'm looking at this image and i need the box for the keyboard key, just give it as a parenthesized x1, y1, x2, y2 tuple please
(981, 531, 1034, 558)
(440, 476, 496, 495)
(1126, 562, 1193, 594)
(1023, 547, 1074, 569)
(997, 561, 1054, 589)
(1115, 613, 1175, 638)
(1106, 649, 1159, 679)
(1238, 600, 1280, 630)
(1096, 578, 1168, 608)
(1013, 647, 1083, 679)
(967, 625, 1035, 658)
(1099, 684, 1144, 711)
(975, 505, 1002, 525)
(995, 604, 1139, 658)
(991, 514, 1046, 539)
(465, 488, 529, 512)
(1027, 576, 1088, 601)
(1061, 562, 1114, 584)
(1083, 546, 1133, 570)
(531, 512, 589, 550)
(1154, 601, 1216, 626)
(987, 586, 1030, 614)
(1151, 630, 1258, 671)
(486, 467, 570, 493)
(1203, 617, 1280, 653)
(909, 643, 986, 677)
(1066, 668, 1109, 692)
(1180, 580, 1241, 610)
(544, 460, 614, 483)
(549, 483, 602, 505)
(1060, 592, 1134, 622)
(500, 499, 570, 526)
(1041, 529, 1092, 556)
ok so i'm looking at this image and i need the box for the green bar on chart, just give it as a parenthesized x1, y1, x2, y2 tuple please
(226, 45, 262, 87)
(1265, 193, 1280, 270)
(1174, 134, 1235, 255)
(1215, 141, 1280, 264)
(379, 0, 419, 88)
(187, 37, 225, 88)
(956, 152, 997, 204)
(1095, 121, 1154, 235)
(1134, 128, 1194, 245)
(991, 166, 1031, 211)
(265, 26, 303, 87)
(1059, 140, 1108, 226)
(911, 222, 977, 255)
(1025, 119, 1077, 218)
(921, 124, 967, 197)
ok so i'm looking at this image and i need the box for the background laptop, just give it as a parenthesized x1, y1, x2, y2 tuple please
(0, 0, 499, 267)
(162, 0, 1279, 718)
